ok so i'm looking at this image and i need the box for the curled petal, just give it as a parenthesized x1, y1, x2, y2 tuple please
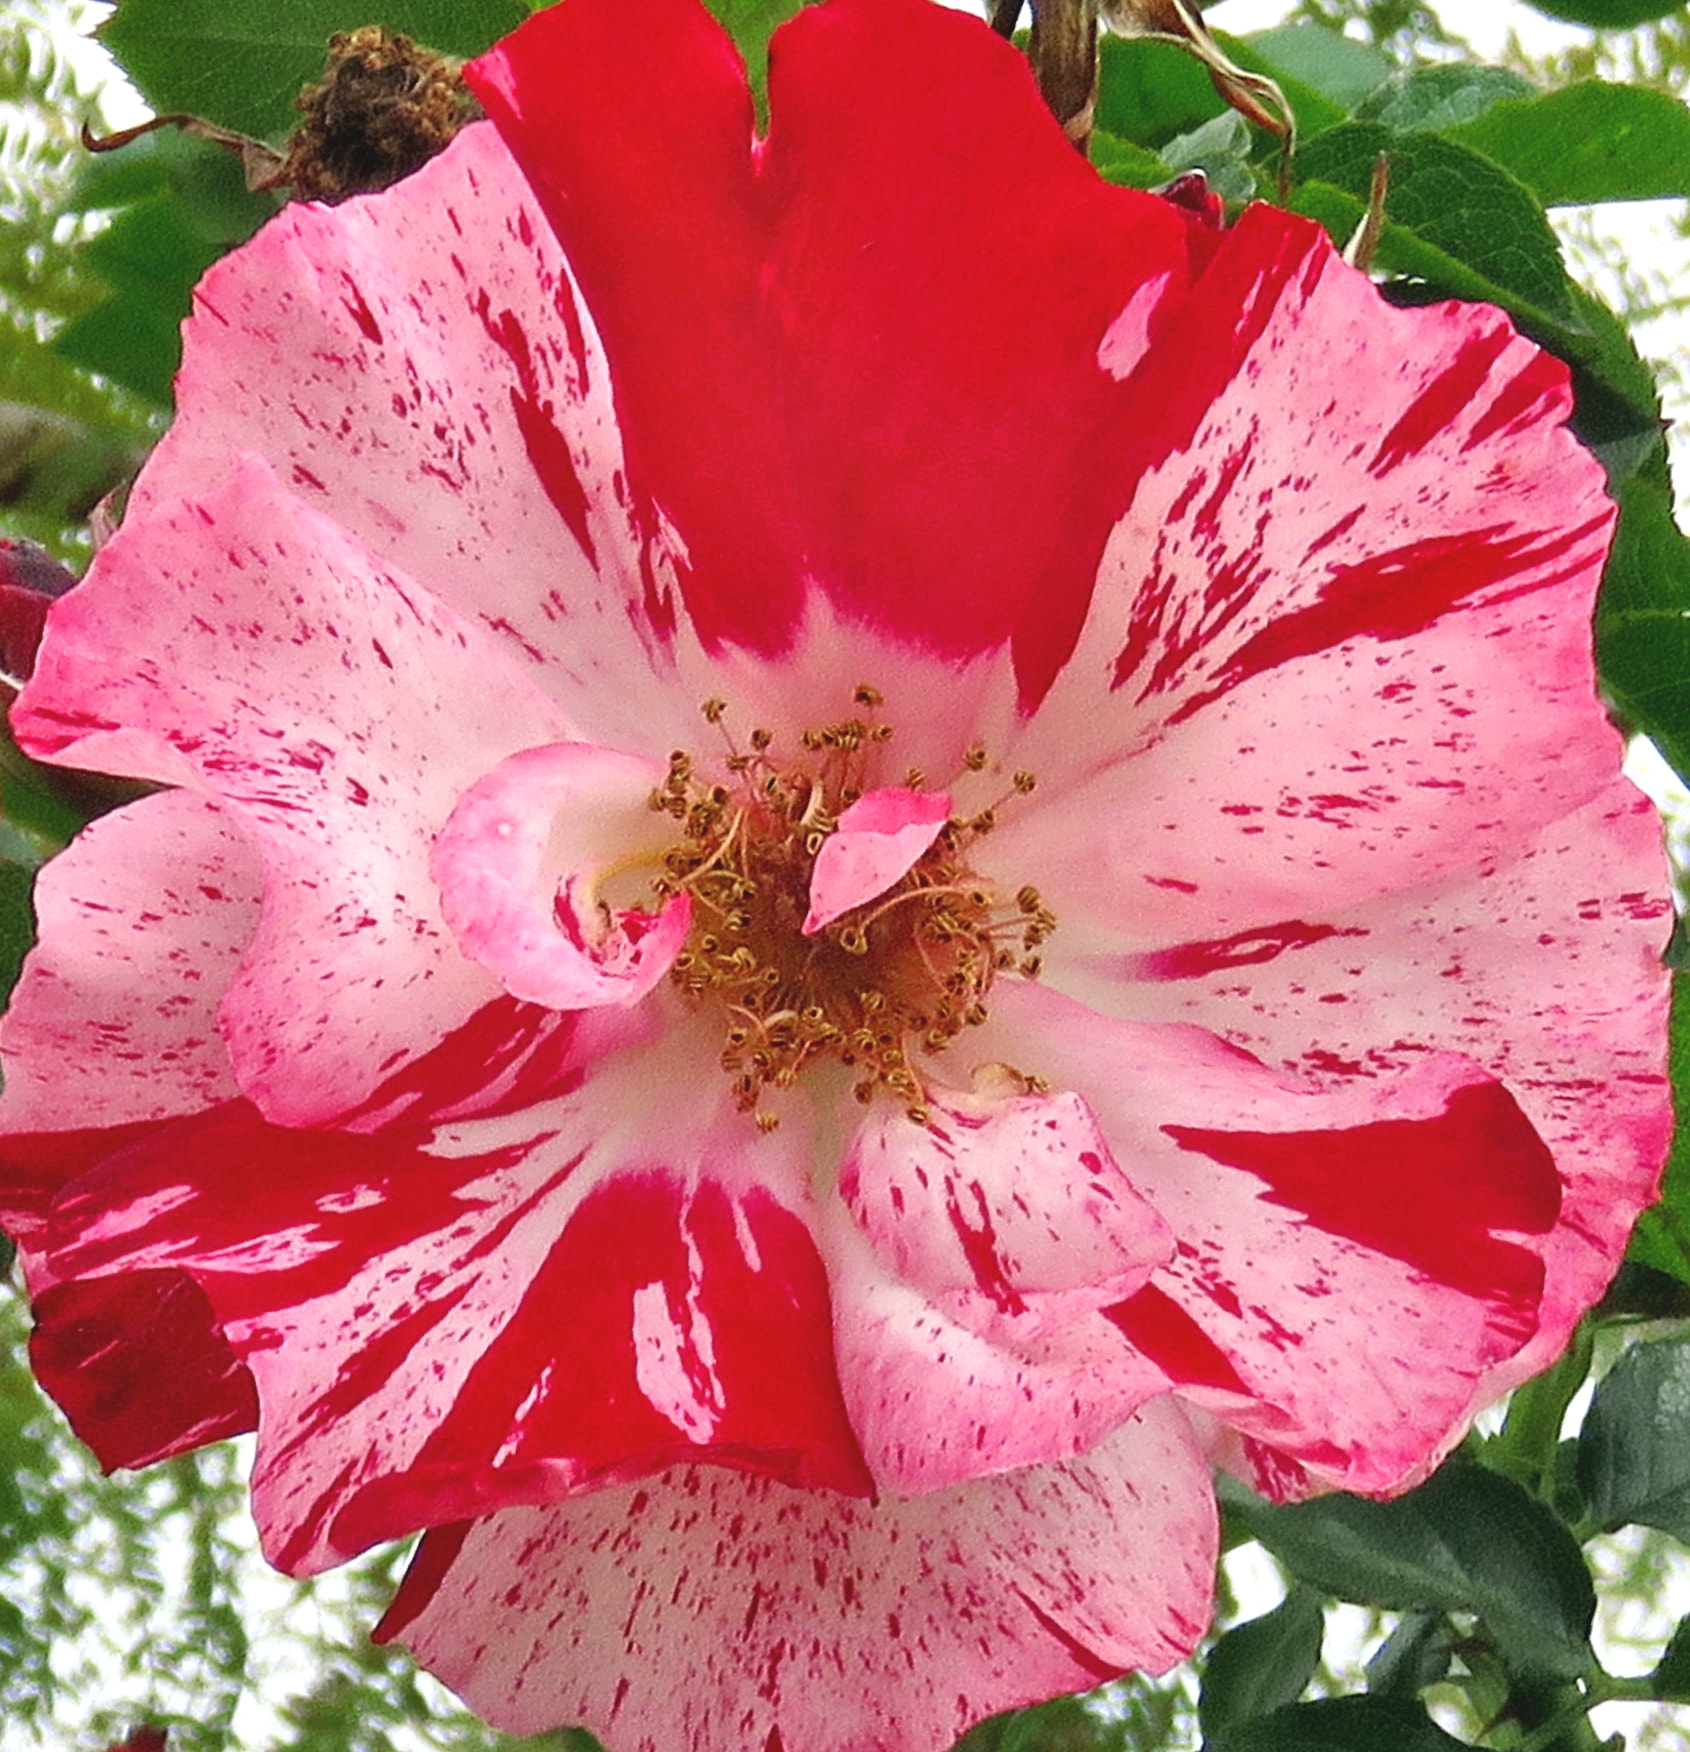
(433, 742, 689, 1010)
(29, 1268, 257, 1471)
(804, 786, 951, 935)
(381, 1403, 1216, 1752)
(0, 789, 257, 1136)
(840, 1082, 1171, 1339)
(984, 980, 1567, 1493)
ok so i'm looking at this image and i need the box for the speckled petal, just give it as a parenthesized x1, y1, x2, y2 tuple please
(14, 455, 570, 1126)
(381, 1402, 1215, 1752)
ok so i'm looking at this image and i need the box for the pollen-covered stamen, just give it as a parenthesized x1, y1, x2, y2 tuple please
(652, 696, 1055, 1127)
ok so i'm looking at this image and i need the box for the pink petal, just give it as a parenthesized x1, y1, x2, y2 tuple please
(825, 1206, 1171, 1492)
(0, 790, 257, 1133)
(130, 125, 699, 755)
(433, 742, 689, 1009)
(803, 786, 951, 935)
(839, 1082, 1171, 1340)
(39, 1044, 866, 1574)
(15, 455, 570, 1126)
(986, 982, 1569, 1493)
(381, 1403, 1215, 1752)
(995, 201, 1617, 945)
(1094, 784, 1668, 1420)
(469, 0, 1194, 670)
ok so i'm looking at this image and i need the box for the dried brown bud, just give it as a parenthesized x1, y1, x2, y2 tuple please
(276, 26, 480, 204)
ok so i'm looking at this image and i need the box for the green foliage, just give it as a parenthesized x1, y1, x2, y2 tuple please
(1523, 0, 1688, 31)
(1215, 1696, 1473, 1752)
(1352, 65, 1537, 132)
(1629, 985, 1690, 1284)
(702, 0, 806, 102)
(1579, 1334, 1690, 1539)
(0, 1, 160, 555)
(1293, 123, 1574, 319)
(1221, 1465, 1596, 1682)
(1197, 1588, 1325, 1746)
(1447, 80, 1690, 205)
(99, 0, 530, 143)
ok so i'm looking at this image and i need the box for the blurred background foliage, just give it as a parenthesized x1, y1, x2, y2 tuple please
(4, 0, 1690, 1747)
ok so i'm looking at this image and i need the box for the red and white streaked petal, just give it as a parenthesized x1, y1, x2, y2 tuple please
(805, 787, 951, 935)
(993, 202, 1616, 953)
(0, 789, 257, 1134)
(824, 1205, 1171, 1493)
(839, 1083, 1171, 1341)
(130, 124, 706, 755)
(433, 742, 689, 1010)
(470, 0, 1195, 674)
(381, 1402, 1215, 1752)
(14, 456, 570, 1126)
(978, 982, 1564, 1493)
(37, 1025, 865, 1575)
(1089, 784, 1669, 1411)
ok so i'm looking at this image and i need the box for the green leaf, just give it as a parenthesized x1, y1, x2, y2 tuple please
(1579, 1334, 1690, 1539)
(1561, 281, 1668, 490)
(0, 860, 35, 1010)
(1353, 65, 1536, 133)
(1244, 23, 1390, 109)
(1594, 481, 1690, 781)
(1199, 1588, 1325, 1747)
(1293, 122, 1573, 321)
(51, 198, 220, 403)
(1628, 980, 1690, 1286)
(1091, 128, 1175, 190)
(1096, 35, 1227, 150)
(1522, 0, 1687, 28)
(50, 140, 275, 408)
(1365, 1611, 1455, 1699)
(703, 0, 804, 103)
(1288, 181, 1578, 352)
(1220, 1464, 1595, 1681)
(1449, 82, 1690, 207)
(1161, 111, 1257, 206)
(1652, 1612, 1690, 1702)
(100, 0, 528, 143)
(1216, 1697, 1473, 1752)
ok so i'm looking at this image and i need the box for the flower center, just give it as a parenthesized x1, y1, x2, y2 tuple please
(648, 692, 1056, 1130)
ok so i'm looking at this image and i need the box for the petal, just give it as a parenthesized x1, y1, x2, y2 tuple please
(839, 1082, 1171, 1340)
(804, 787, 951, 935)
(1081, 784, 1669, 1414)
(16, 455, 569, 1126)
(39, 1030, 865, 1575)
(382, 1403, 1215, 1752)
(995, 202, 1617, 945)
(470, 0, 1194, 672)
(0, 789, 257, 1133)
(433, 742, 689, 1009)
(131, 124, 700, 754)
(984, 982, 1565, 1493)
(824, 1205, 1171, 1492)
(29, 1269, 257, 1470)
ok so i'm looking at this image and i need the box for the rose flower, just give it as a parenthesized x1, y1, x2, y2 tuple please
(0, 0, 1670, 1748)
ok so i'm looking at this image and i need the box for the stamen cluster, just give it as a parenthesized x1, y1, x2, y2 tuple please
(648, 692, 1056, 1128)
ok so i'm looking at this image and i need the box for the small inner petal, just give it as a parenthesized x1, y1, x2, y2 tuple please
(433, 740, 690, 1011)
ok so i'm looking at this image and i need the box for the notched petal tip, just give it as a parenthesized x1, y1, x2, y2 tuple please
(433, 741, 688, 1011)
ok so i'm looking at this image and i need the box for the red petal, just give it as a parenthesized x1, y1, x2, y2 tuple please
(470, 0, 1192, 676)
(30, 1269, 256, 1470)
